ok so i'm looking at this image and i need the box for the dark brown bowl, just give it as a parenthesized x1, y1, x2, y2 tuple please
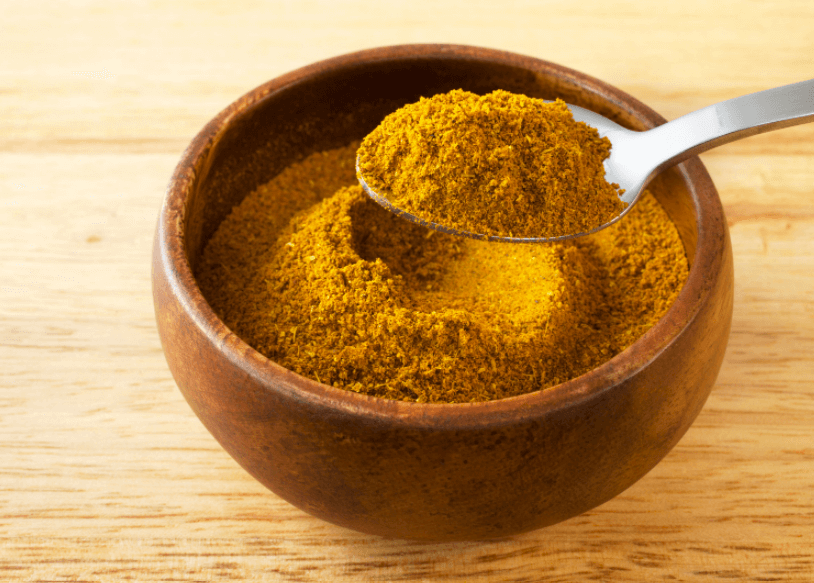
(152, 44, 733, 541)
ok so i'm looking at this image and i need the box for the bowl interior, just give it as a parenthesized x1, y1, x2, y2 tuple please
(183, 54, 697, 276)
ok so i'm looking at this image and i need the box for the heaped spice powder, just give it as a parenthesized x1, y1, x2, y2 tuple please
(357, 90, 626, 239)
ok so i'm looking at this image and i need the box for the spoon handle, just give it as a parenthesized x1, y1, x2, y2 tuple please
(645, 78, 814, 173)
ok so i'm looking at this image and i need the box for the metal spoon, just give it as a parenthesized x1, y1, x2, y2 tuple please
(358, 78, 814, 243)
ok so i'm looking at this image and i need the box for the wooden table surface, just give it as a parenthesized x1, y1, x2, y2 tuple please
(2, 1, 812, 581)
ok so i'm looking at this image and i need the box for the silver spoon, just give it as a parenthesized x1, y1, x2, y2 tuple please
(358, 78, 814, 243)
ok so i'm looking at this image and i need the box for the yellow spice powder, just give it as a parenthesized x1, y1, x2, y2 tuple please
(198, 142, 688, 403)
(356, 90, 626, 239)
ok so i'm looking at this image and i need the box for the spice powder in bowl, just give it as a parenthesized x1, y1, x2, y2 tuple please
(198, 137, 689, 404)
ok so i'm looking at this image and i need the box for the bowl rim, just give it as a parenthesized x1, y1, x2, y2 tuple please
(158, 43, 724, 430)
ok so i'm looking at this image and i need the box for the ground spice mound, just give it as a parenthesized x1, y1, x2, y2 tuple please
(357, 89, 627, 239)
(198, 142, 689, 403)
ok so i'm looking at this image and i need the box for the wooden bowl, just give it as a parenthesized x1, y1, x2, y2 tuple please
(152, 44, 733, 541)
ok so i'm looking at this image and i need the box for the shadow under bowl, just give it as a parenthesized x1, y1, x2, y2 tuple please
(152, 44, 734, 541)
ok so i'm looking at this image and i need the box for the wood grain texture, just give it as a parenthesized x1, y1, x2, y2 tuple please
(1, 0, 812, 580)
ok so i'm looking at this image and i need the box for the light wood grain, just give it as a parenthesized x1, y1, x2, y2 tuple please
(1, 1, 812, 581)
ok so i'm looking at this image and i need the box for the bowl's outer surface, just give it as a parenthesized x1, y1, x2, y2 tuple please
(153, 44, 734, 541)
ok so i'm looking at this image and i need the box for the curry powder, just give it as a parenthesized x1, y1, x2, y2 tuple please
(198, 141, 689, 404)
(357, 90, 626, 238)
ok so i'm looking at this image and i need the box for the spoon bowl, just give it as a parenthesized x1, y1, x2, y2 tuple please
(360, 79, 814, 242)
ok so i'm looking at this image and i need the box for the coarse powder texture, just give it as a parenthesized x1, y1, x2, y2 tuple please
(356, 90, 627, 239)
(198, 142, 689, 403)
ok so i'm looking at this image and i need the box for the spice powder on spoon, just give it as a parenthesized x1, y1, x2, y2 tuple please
(356, 90, 626, 239)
